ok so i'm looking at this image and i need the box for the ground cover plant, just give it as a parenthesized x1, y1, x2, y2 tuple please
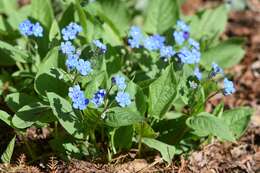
(0, 0, 253, 166)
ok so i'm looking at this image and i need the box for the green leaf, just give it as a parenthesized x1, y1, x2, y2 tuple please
(213, 102, 224, 117)
(144, 0, 179, 34)
(47, 92, 86, 139)
(84, 71, 106, 98)
(5, 93, 39, 112)
(113, 126, 133, 151)
(186, 113, 235, 141)
(1, 136, 16, 163)
(34, 47, 67, 97)
(98, 0, 130, 37)
(221, 107, 253, 139)
(189, 5, 228, 41)
(105, 107, 144, 127)
(142, 138, 175, 164)
(134, 122, 157, 138)
(30, 0, 54, 29)
(201, 38, 245, 68)
(102, 23, 123, 46)
(75, 0, 88, 42)
(12, 102, 53, 129)
(0, 40, 29, 66)
(0, 110, 12, 127)
(148, 65, 178, 119)
(49, 19, 61, 41)
(125, 81, 147, 115)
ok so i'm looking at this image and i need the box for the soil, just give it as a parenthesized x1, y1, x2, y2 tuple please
(0, 0, 260, 172)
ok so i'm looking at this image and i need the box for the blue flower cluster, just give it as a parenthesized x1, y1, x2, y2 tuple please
(61, 22, 82, 41)
(112, 75, 131, 107)
(194, 67, 202, 80)
(223, 78, 236, 95)
(210, 62, 224, 78)
(91, 89, 106, 107)
(128, 26, 143, 48)
(69, 85, 89, 110)
(116, 91, 131, 108)
(19, 19, 43, 37)
(143, 35, 165, 51)
(93, 40, 107, 53)
(112, 75, 127, 90)
(60, 23, 93, 76)
(173, 20, 190, 45)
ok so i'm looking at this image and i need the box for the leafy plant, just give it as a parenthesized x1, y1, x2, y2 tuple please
(0, 0, 252, 164)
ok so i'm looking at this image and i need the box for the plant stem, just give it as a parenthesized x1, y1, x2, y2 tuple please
(137, 121, 144, 157)
(24, 138, 36, 160)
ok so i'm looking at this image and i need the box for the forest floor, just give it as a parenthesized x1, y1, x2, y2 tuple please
(0, 0, 260, 172)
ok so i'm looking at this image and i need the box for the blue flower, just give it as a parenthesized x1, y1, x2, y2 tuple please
(93, 40, 107, 53)
(194, 67, 202, 80)
(210, 62, 224, 77)
(128, 26, 143, 48)
(76, 59, 92, 76)
(19, 19, 34, 36)
(178, 47, 200, 64)
(68, 85, 89, 110)
(223, 78, 236, 95)
(32, 22, 43, 37)
(143, 35, 165, 51)
(112, 75, 126, 90)
(19, 20, 43, 37)
(60, 41, 75, 55)
(66, 53, 79, 71)
(188, 38, 200, 50)
(115, 91, 131, 107)
(160, 46, 175, 61)
(91, 89, 106, 107)
(61, 22, 82, 41)
(173, 31, 185, 45)
(176, 20, 189, 32)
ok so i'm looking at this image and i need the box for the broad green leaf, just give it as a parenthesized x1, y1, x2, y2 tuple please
(134, 122, 157, 138)
(153, 116, 187, 145)
(75, 0, 88, 42)
(144, 0, 179, 34)
(189, 5, 228, 41)
(6, 4, 31, 30)
(105, 107, 144, 127)
(5, 93, 39, 112)
(142, 138, 175, 164)
(164, 111, 183, 120)
(125, 81, 147, 115)
(30, 0, 54, 29)
(58, 4, 75, 29)
(0, 110, 12, 127)
(0, 40, 29, 66)
(186, 113, 235, 141)
(34, 47, 67, 97)
(201, 38, 245, 68)
(221, 107, 253, 139)
(102, 23, 123, 46)
(1, 136, 16, 163)
(47, 92, 86, 139)
(213, 102, 224, 117)
(84, 71, 107, 98)
(149, 65, 178, 119)
(12, 102, 53, 129)
(98, 0, 130, 37)
(0, 0, 17, 14)
(113, 126, 133, 151)
(49, 19, 61, 41)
